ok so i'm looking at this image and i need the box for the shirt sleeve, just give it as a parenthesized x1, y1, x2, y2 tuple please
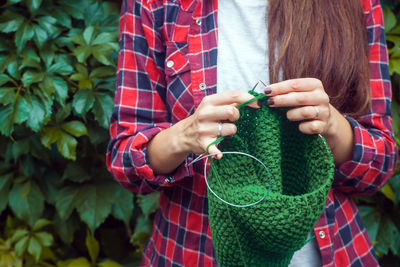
(106, 0, 193, 195)
(333, 0, 398, 195)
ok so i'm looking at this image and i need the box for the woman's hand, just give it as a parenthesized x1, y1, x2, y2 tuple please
(264, 78, 354, 164)
(148, 91, 259, 174)
(264, 78, 334, 135)
(181, 91, 259, 159)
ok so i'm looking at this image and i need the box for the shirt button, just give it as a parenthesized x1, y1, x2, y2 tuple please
(196, 18, 202, 26)
(318, 230, 326, 239)
(199, 83, 207, 90)
(166, 60, 174, 68)
(165, 176, 174, 184)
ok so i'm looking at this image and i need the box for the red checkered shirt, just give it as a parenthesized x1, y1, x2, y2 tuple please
(106, 0, 398, 266)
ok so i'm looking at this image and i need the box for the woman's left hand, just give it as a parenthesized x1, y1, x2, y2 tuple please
(264, 78, 334, 136)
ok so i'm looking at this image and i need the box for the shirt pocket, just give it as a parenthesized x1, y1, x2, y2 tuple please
(165, 41, 190, 79)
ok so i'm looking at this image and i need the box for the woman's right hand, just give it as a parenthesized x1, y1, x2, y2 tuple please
(180, 91, 260, 159)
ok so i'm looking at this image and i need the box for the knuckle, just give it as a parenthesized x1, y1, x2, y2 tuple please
(290, 80, 300, 91)
(310, 122, 320, 133)
(202, 96, 211, 105)
(197, 109, 208, 121)
(321, 94, 330, 104)
(225, 105, 235, 119)
(230, 90, 241, 99)
(296, 94, 308, 105)
(300, 108, 311, 118)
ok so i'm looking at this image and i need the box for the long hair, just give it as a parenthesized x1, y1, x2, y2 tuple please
(267, 0, 370, 117)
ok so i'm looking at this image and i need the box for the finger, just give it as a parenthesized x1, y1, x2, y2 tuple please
(202, 141, 223, 159)
(267, 91, 329, 107)
(202, 90, 260, 109)
(298, 120, 327, 135)
(287, 106, 326, 121)
(197, 105, 240, 122)
(264, 78, 323, 96)
(199, 122, 237, 138)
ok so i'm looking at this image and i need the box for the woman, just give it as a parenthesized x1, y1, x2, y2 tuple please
(107, 0, 398, 266)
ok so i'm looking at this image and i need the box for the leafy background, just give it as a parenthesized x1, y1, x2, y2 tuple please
(0, 0, 399, 266)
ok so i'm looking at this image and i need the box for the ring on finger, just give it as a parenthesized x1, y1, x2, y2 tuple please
(314, 106, 320, 119)
(217, 122, 223, 137)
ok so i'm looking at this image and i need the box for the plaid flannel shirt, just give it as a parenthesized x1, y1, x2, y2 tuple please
(106, 0, 398, 266)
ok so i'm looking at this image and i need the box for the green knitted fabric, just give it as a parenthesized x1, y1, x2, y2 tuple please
(207, 92, 335, 267)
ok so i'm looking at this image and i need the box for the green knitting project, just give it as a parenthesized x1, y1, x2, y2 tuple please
(207, 91, 335, 267)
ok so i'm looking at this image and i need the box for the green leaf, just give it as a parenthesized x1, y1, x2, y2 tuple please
(0, 74, 13, 86)
(28, 236, 42, 262)
(73, 89, 95, 116)
(37, 16, 59, 38)
(137, 192, 160, 218)
(26, 95, 46, 132)
(32, 219, 51, 232)
(52, 77, 68, 105)
(53, 213, 79, 245)
(62, 162, 91, 183)
(98, 261, 121, 267)
(0, 87, 15, 105)
(130, 215, 153, 249)
(11, 229, 29, 243)
(40, 126, 78, 160)
(57, 131, 78, 160)
(55, 103, 72, 124)
(8, 181, 45, 226)
(34, 232, 53, 247)
(389, 174, 400, 204)
(22, 70, 44, 87)
(358, 206, 379, 243)
(33, 25, 48, 47)
(0, 104, 14, 136)
(111, 186, 134, 225)
(27, 0, 43, 11)
(15, 23, 34, 52)
(20, 181, 31, 200)
(90, 67, 115, 79)
(380, 183, 395, 202)
(92, 32, 115, 45)
(7, 60, 18, 79)
(66, 257, 91, 267)
(85, 230, 99, 264)
(61, 120, 88, 137)
(0, 173, 13, 213)
(14, 96, 30, 124)
(93, 92, 114, 128)
(55, 185, 82, 220)
(14, 236, 29, 256)
(0, 11, 24, 33)
(92, 45, 117, 66)
(76, 183, 115, 232)
(383, 7, 396, 33)
(48, 62, 73, 75)
(83, 26, 95, 44)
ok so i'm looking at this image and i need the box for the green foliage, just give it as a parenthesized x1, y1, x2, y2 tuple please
(0, 0, 159, 265)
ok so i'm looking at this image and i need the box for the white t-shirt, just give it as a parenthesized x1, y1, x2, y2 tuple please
(217, 1, 322, 266)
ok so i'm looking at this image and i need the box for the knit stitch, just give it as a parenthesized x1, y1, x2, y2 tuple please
(207, 92, 335, 267)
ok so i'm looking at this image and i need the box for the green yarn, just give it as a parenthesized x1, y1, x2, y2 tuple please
(207, 91, 335, 267)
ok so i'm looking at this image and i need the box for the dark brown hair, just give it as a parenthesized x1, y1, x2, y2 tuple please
(267, 0, 370, 117)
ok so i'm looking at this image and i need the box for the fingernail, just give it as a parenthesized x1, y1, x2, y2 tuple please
(267, 98, 274, 106)
(264, 87, 272, 95)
